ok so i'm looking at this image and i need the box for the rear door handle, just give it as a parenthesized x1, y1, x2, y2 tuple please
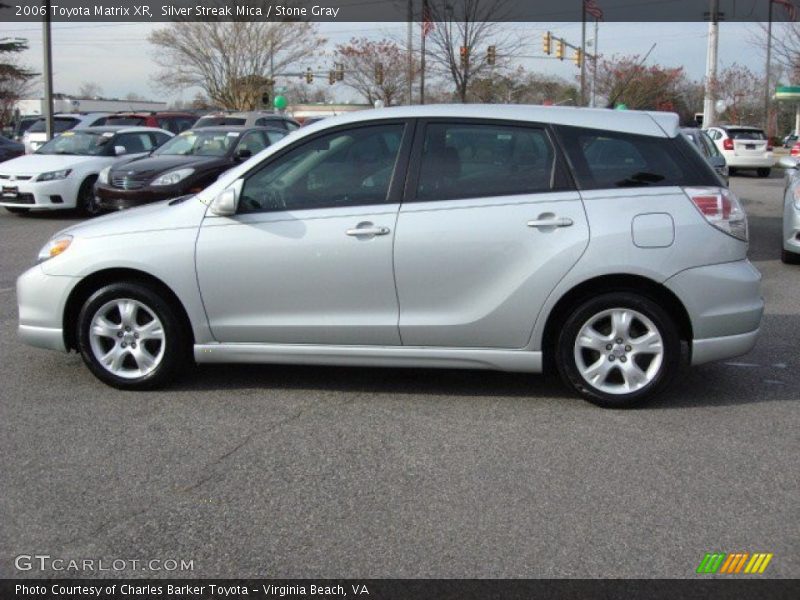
(346, 225, 391, 237)
(527, 217, 574, 228)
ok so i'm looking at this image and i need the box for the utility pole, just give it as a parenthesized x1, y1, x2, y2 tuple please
(702, 0, 720, 128)
(763, 0, 773, 132)
(580, 2, 587, 106)
(407, 0, 413, 105)
(591, 19, 599, 107)
(42, 0, 54, 141)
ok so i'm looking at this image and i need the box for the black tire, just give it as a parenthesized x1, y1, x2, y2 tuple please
(728, 167, 737, 176)
(756, 168, 771, 178)
(76, 176, 102, 217)
(5, 206, 29, 215)
(77, 282, 188, 390)
(555, 292, 682, 408)
(781, 248, 800, 265)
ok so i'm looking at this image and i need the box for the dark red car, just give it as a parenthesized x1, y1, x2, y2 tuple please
(104, 112, 198, 135)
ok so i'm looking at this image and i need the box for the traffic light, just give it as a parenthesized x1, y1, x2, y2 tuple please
(487, 45, 496, 66)
(328, 70, 335, 85)
(556, 39, 565, 60)
(335, 62, 344, 82)
(542, 31, 552, 55)
(375, 63, 384, 85)
(459, 46, 469, 68)
(572, 48, 582, 68)
(305, 68, 313, 84)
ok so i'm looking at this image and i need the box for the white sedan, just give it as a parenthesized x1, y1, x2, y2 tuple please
(0, 126, 172, 216)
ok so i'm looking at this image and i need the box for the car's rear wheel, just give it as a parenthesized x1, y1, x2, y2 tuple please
(5, 206, 29, 215)
(77, 177, 101, 217)
(77, 282, 187, 389)
(757, 168, 771, 178)
(556, 292, 681, 408)
(728, 167, 737, 175)
(781, 248, 800, 265)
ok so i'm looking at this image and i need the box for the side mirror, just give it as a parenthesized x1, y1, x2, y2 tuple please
(777, 156, 798, 170)
(235, 147, 252, 161)
(210, 186, 238, 216)
(114, 145, 126, 156)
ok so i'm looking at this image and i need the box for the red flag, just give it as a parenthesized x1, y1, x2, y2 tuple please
(773, 0, 797, 21)
(422, 0, 435, 37)
(584, 0, 604, 20)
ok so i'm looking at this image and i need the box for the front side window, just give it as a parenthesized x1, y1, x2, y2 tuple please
(415, 123, 556, 202)
(236, 131, 268, 156)
(114, 133, 157, 154)
(239, 123, 405, 213)
(557, 125, 713, 189)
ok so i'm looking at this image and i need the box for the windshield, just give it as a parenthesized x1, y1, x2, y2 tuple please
(154, 129, 239, 157)
(27, 117, 79, 134)
(35, 130, 114, 155)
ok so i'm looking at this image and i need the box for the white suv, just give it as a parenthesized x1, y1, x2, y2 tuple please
(23, 113, 111, 154)
(705, 126, 774, 177)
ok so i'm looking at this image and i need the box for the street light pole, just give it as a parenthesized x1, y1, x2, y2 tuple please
(763, 0, 773, 133)
(42, 0, 54, 140)
(702, 0, 720, 128)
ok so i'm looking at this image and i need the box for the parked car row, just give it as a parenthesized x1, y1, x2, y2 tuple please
(3, 110, 300, 157)
(0, 124, 289, 215)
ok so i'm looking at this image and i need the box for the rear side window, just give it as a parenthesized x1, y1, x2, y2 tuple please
(556, 125, 718, 190)
(415, 122, 557, 201)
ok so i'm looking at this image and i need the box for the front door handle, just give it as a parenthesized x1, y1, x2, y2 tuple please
(527, 217, 574, 228)
(346, 224, 391, 237)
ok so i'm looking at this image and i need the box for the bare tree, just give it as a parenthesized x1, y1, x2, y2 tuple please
(0, 37, 36, 125)
(751, 22, 800, 81)
(283, 79, 333, 104)
(423, 0, 522, 102)
(336, 38, 413, 106)
(78, 82, 103, 99)
(148, 21, 326, 110)
(124, 92, 144, 102)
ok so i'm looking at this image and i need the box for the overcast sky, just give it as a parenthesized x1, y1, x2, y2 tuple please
(0, 20, 774, 105)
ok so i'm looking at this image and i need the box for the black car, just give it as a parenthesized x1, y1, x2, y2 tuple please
(0, 135, 24, 162)
(95, 126, 287, 210)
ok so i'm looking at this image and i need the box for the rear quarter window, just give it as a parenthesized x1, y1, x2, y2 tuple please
(556, 125, 720, 190)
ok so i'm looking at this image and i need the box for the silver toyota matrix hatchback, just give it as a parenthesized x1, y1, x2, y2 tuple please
(17, 105, 763, 407)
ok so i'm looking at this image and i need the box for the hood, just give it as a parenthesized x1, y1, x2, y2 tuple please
(110, 154, 227, 180)
(0, 153, 102, 175)
(58, 195, 209, 240)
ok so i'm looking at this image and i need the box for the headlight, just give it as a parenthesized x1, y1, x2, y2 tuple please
(98, 166, 111, 185)
(151, 168, 194, 187)
(37, 234, 73, 263)
(36, 169, 72, 182)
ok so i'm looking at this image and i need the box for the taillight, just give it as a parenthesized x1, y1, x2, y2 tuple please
(684, 186, 748, 242)
(723, 138, 734, 150)
(766, 143, 773, 151)
(792, 144, 800, 157)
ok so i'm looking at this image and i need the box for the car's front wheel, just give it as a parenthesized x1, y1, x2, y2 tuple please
(556, 293, 681, 408)
(77, 282, 187, 389)
(77, 177, 102, 217)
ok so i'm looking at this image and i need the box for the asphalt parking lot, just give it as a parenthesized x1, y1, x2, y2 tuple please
(0, 173, 797, 579)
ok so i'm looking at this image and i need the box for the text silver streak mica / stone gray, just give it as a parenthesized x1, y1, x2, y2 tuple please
(17, 104, 763, 407)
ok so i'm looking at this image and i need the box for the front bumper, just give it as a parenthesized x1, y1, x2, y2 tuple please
(0, 178, 73, 209)
(95, 182, 181, 210)
(17, 265, 78, 353)
(664, 260, 763, 365)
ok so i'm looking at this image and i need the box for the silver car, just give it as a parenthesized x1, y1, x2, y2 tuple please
(17, 105, 763, 408)
(779, 155, 800, 264)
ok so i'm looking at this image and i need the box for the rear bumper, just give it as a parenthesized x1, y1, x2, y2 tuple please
(725, 155, 774, 169)
(691, 329, 759, 366)
(664, 260, 763, 364)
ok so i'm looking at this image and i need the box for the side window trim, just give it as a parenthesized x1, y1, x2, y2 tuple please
(403, 118, 573, 204)
(236, 118, 415, 214)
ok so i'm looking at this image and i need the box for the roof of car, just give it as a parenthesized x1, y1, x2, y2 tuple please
(78, 126, 173, 134)
(200, 111, 295, 120)
(300, 104, 680, 138)
(184, 125, 287, 133)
